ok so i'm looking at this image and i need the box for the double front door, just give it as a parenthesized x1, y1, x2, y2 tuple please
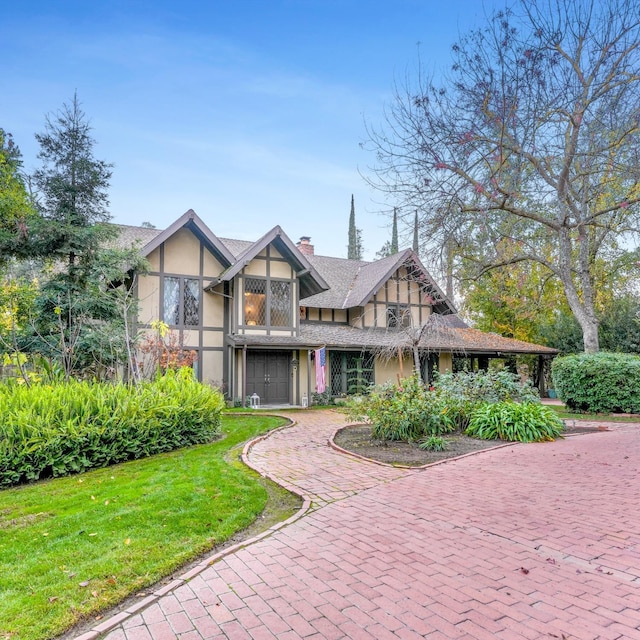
(246, 350, 290, 405)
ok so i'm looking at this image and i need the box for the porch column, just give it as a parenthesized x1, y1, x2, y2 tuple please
(242, 345, 247, 407)
(537, 355, 547, 395)
(307, 349, 312, 405)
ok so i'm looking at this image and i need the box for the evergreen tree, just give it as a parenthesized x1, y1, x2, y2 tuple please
(376, 241, 391, 259)
(412, 211, 419, 253)
(33, 93, 115, 268)
(347, 194, 363, 260)
(390, 208, 399, 254)
(29, 94, 140, 379)
(0, 129, 36, 260)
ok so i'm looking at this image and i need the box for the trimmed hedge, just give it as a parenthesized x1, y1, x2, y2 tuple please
(552, 352, 640, 413)
(0, 368, 225, 487)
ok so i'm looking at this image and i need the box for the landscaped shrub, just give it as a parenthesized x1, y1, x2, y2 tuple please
(466, 401, 564, 442)
(0, 368, 225, 487)
(432, 370, 540, 430)
(419, 435, 447, 451)
(552, 352, 640, 413)
(346, 374, 455, 441)
(433, 369, 539, 403)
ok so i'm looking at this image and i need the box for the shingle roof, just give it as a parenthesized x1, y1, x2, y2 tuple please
(219, 237, 254, 258)
(297, 321, 557, 355)
(115, 221, 454, 312)
(302, 255, 367, 308)
(304, 249, 456, 315)
(215, 226, 329, 299)
(227, 334, 323, 348)
(114, 219, 557, 356)
(112, 224, 162, 249)
(114, 211, 235, 266)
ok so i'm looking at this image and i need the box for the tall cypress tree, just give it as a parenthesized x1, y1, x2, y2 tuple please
(347, 194, 363, 260)
(390, 208, 399, 254)
(412, 211, 419, 253)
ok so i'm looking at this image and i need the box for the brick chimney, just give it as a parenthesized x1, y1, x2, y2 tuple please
(296, 236, 314, 256)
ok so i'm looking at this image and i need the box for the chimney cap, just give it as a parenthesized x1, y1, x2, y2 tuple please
(298, 236, 311, 243)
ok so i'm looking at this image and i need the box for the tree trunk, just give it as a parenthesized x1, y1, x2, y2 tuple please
(412, 345, 422, 381)
(580, 316, 600, 353)
(558, 228, 600, 353)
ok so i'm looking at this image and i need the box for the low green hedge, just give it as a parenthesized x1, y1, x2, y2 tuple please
(552, 352, 640, 413)
(0, 368, 224, 487)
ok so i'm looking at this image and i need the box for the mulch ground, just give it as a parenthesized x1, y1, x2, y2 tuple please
(333, 423, 597, 467)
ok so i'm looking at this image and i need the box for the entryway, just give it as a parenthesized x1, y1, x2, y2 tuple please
(246, 350, 290, 405)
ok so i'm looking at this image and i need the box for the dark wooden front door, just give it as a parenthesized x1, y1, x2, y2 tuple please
(246, 351, 290, 404)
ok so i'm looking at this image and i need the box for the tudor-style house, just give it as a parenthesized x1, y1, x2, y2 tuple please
(118, 210, 557, 405)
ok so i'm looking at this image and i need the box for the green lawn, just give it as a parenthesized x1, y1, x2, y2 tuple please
(548, 404, 640, 422)
(0, 414, 296, 640)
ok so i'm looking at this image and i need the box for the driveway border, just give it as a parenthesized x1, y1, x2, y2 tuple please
(73, 415, 312, 640)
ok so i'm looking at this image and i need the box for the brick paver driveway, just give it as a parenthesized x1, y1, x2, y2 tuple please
(86, 410, 640, 640)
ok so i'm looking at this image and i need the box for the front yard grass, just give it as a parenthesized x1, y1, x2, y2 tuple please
(0, 413, 295, 640)
(548, 404, 640, 422)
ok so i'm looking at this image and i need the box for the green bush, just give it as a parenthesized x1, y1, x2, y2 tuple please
(432, 370, 540, 430)
(0, 368, 224, 487)
(419, 436, 448, 451)
(552, 352, 640, 413)
(466, 402, 564, 442)
(433, 369, 539, 403)
(346, 374, 455, 441)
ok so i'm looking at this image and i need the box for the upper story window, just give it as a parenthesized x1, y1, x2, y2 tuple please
(244, 277, 292, 327)
(163, 277, 200, 327)
(387, 304, 411, 329)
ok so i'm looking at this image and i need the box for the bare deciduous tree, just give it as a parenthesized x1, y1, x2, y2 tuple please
(367, 0, 640, 352)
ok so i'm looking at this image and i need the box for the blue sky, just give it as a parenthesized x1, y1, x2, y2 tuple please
(4, 1, 501, 259)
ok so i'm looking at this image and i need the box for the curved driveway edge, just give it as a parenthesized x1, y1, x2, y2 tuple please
(83, 411, 640, 640)
(328, 424, 517, 470)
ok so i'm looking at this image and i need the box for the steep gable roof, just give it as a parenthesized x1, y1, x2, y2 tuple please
(114, 224, 162, 248)
(115, 215, 454, 314)
(302, 255, 367, 309)
(215, 226, 329, 299)
(304, 249, 456, 315)
(140, 209, 235, 267)
(218, 237, 253, 258)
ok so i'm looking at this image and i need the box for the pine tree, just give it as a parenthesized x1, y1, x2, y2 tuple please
(390, 208, 399, 254)
(29, 94, 139, 378)
(33, 93, 114, 269)
(0, 129, 36, 260)
(347, 194, 363, 260)
(412, 211, 419, 254)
